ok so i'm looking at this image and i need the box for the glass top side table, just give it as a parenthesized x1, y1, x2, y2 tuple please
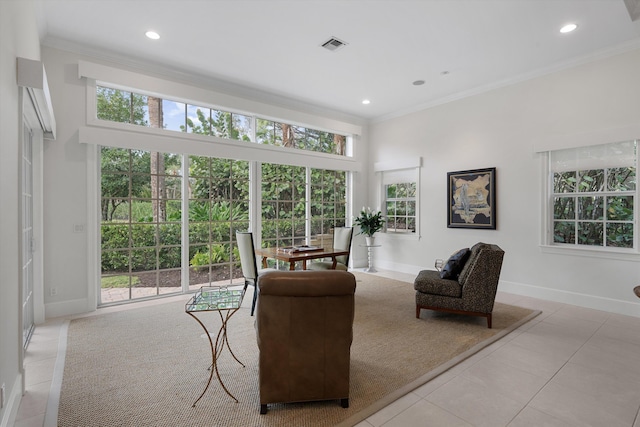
(185, 285, 245, 406)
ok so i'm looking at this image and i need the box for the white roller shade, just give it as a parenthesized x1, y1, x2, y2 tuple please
(374, 157, 421, 184)
(550, 140, 636, 172)
(382, 168, 417, 185)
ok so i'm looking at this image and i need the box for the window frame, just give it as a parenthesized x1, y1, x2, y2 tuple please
(91, 77, 358, 305)
(541, 140, 639, 260)
(94, 83, 351, 158)
(84, 78, 361, 175)
(374, 158, 422, 240)
(384, 182, 417, 234)
(83, 68, 363, 308)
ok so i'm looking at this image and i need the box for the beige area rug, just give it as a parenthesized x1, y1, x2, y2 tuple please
(57, 273, 538, 427)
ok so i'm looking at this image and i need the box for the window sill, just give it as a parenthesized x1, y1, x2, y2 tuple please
(539, 244, 640, 262)
(380, 231, 420, 241)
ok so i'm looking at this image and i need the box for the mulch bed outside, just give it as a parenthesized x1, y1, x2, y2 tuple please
(105, 267, 244, 288)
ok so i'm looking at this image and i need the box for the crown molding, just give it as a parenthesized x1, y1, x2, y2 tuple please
(372, 39, 640, 124)
(41, 36, 368, 127)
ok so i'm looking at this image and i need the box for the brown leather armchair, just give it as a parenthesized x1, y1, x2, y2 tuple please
(414, 243, 504, 328)
(255, 270, 356, 414)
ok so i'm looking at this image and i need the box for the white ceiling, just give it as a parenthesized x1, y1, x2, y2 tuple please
(36, 0, 640, 121)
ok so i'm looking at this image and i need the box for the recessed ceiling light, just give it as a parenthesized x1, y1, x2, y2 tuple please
(145, 30, 160, 40)
(412, 80, 425, 86)
(362, 99, 371, 105)
(560, 23, 578, 33)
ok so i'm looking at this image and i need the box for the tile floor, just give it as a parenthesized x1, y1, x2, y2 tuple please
(13, 269, 640, 427)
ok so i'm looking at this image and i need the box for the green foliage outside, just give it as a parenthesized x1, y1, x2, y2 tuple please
(98, 86, 347, 284)
(553, 167, 635, 247)
(182, 107, 252, 141)
(260, 164, 346, 247)
(100, 275, 140, 288)
(189, 244, 231, 271)
(97, 87, 148, 125)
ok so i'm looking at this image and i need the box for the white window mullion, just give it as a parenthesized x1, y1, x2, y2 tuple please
(181, 154, 190, 292)
(305, 167, 312, 244)
(252, 161, 261, 244)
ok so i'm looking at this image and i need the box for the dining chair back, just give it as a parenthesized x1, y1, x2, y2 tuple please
(236, 231, 270, 315)
(309, 227, 353, 271)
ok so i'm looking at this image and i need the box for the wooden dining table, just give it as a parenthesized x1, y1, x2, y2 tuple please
(256, 247, 350, 271)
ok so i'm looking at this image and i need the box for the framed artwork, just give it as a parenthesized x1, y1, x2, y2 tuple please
(447, 167, 496, 229)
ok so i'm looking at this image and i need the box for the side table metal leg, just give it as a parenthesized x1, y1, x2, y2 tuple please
(186, 311, 217, 407)
(212, 312, 239, 403)
(187, 307, 244, 407)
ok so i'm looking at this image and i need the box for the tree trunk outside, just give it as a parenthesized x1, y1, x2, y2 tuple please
(334, 134, 346, 155)
(282, 123, 294, 148)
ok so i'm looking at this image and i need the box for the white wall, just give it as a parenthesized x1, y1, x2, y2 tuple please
(35, 12, 640, 325)
(40, 45, 370, 317)
(369, 48, 640, 317)
(40, 47, 91, 318)
(0, 1, 42, 425)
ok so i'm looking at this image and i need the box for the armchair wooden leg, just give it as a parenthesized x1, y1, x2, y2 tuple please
(416, 305, 421, 318)
(260, 404, 268, 414)
(487, 314, 492, 329)
(340, 398, 349, 408)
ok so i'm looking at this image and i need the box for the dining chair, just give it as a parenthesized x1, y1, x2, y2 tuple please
(236, 231, 275, 316)
(308, 227, 353, 271)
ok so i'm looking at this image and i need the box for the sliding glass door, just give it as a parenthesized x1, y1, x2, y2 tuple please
(21, 123, 34, 348)
(100, 148, 184, 303)
(99, 148, 349, 305)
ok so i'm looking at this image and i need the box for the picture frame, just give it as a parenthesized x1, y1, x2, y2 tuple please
(447, 167, 496, 229)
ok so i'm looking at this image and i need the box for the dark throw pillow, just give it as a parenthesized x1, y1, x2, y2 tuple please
(439, 248, 471, 280)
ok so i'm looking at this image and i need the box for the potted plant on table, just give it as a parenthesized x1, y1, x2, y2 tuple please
(354, 207, 385, 246)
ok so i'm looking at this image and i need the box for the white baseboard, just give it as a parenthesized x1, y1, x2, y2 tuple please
(352, 258, 640, 319)
(373, 259, 425, 276)
(45, 297, 90, 319)
(499, 280, 640, 318)
(1, 374, 22, 427)
(43, 320, 69, 427)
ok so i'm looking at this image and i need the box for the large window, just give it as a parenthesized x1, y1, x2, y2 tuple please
(385, 182, 417, 233)
(261, 163, 307, 248)
(96, 85, 348, 156)
(310, 168, 347, 241)
(256, 119, 346, 155)
(261, 164, 347, 254)
(380, 168, 419, 235)
(100, 148, 183, 301)
(187, 156, 250, 287)
(100, 152, 348, 302)
(97, 83, 352, 304)
(550, 140, 636, 249)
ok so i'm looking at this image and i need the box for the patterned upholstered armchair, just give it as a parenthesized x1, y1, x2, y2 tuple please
(414, 243, 504, 328)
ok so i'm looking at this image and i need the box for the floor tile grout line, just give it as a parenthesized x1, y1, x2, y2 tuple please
(503, 315, 611, 427)
(415, 326, 536, 427)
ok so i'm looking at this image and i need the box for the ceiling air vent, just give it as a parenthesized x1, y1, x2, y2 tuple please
(321, 37, 348, 52)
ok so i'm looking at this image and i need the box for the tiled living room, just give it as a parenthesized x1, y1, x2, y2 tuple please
(3, 1, 640, 426)
(14, 269, 640, 426)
